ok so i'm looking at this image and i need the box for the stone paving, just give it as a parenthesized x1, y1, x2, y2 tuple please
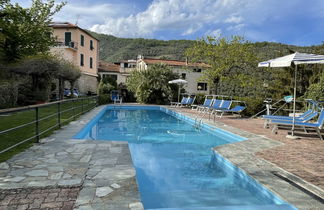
(0, 187, 79, 210)
(0, 106, 142, 210)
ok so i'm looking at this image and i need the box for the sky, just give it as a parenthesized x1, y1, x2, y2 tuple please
(11, 0, 324, 46)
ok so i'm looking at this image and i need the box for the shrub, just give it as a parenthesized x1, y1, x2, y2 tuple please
(304, 72, 324, 101)
(237, 97, 264, 117)
(0, 82, 19, 109)
(126, 64, 178, 104)
(195, 93, 205, 105)
(98, 81, 115, 105)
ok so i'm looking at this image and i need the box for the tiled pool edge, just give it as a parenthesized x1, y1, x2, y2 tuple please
(167, 106, 324, 209)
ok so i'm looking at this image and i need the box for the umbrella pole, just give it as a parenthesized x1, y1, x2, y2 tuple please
(292, 65, 298, 136)
(178, 85, 180, 103)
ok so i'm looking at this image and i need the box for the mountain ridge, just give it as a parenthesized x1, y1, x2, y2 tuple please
(88, 31, 323, 62)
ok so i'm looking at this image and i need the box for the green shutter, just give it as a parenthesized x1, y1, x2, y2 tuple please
(80, 54, 84, 66)
(81, 35, 84, 46)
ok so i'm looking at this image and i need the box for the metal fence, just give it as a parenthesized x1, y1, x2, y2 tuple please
(0, 96, 98, 155)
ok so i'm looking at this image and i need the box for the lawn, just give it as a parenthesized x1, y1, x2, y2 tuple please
(0, 97, 97, 162)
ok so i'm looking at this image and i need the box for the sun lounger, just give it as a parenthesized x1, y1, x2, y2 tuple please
(196, 97, 214, 112)
(270, 109, 324, 140)
(262, 109, 313, 120)
(180, 95, 196, 108)
(262, 109, 314, 128)
(170, 96, 189, 107)
(217, 105, 247, 118)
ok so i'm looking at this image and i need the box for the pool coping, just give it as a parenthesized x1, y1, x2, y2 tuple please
(167, 105, 324, 209)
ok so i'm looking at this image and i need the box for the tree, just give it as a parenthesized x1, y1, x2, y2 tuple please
(57, 60, 81, 99)
(97, 77, 117, 104)
(10, 55, 61, 102)
(126, 64, 178, 104)
(0, 0, 65, 62)
(185, 36, 260, 96)
(304, 71, 324, 100)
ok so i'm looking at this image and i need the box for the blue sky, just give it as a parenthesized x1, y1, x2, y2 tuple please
(12, 0, 324, 46)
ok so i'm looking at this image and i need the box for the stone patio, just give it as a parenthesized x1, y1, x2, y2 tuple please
(0, 106, 142, 210)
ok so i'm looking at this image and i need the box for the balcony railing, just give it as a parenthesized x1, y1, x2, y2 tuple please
(55, 39, 78, 50)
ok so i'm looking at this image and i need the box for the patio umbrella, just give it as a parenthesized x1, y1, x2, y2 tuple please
(168, 79, 188, 103)
(258, 52, 324, 136)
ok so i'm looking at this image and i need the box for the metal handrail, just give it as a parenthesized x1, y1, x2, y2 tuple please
(0, 96, 98, 155)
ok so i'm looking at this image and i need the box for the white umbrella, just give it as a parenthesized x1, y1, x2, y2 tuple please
(258, 52, 324, 136)
(168, 79, 187, 103)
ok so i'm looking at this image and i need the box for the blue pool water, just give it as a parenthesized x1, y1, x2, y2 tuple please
(74, 106, 296, 210)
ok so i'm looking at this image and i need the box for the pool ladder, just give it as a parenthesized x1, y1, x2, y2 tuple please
(194, 112, 208, 129)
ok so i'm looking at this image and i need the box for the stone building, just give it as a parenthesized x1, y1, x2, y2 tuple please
(49, 22, 99, 94)
(136, 56, 210, 94)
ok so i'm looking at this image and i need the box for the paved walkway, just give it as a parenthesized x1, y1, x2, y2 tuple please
(0, 106, 142, 210)
(0, 187, 79, 209)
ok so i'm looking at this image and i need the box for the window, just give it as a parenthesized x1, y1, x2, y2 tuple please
(64, 32, 71, 46)
(103, 74, 117, 81)
(181, 73, 186, 79)
(197, 82, 207, 91)
(90, 57, 93, 69)
(80, 35, 84, 46)
(80, 54, 84, 66)
(193, 68, 202, 72)
(90, 40, 94, 50)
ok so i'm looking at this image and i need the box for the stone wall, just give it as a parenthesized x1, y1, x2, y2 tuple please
(76, 74, 98, 94)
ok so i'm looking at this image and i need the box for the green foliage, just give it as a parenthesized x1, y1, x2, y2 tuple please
(102, 76, 117, 88)
(185, 36, 260, 96)
(6, 55, 81, 104)
(89, 31, 195, 62)
(195, 93, 205, 105)
(237, 97, 264, 117)
(304, 71, 324, 101)
(98, 80, 115, 105)
(0, 81, 19, 108)
(57, 59, 81, 99)
(9, 55, 62, 103)
(0, 0, 65, 62)
(126, 64, 178, 104)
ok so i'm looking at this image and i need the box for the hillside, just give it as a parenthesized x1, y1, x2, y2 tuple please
(89, 31, 195, 62)
(89, 31, 324, 62)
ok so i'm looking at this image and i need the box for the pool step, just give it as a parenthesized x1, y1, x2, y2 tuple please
(148, 204, 296, 210)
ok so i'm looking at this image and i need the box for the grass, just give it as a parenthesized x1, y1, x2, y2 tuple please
(0, 97, 97, 162)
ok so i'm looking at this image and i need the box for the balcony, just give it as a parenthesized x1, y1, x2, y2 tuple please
(55, 39, 78, 50)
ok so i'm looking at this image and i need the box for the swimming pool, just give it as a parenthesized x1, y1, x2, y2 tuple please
(74, 105, 296, 209)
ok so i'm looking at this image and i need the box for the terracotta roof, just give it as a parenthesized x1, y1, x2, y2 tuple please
(49, 22, 99, 41)
(98, 61, 120, 72)
(142, 58, 210, 68)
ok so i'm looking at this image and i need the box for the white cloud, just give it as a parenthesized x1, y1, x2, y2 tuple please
(205, 29, 222, 38)
(227, 24, 245, 32)
(90, 0, 250, 38)
(225, 15, 243, 24)
(10, 0, 324, 44)
(53, 2, 133, 29)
